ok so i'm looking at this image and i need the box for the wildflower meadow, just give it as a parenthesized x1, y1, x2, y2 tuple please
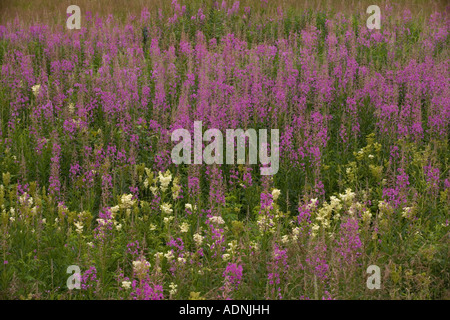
(0, 0, 448, 300)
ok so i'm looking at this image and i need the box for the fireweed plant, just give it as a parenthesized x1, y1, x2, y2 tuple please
(0, 0, 449, 300)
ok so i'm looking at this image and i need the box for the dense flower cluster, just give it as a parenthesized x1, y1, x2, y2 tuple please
(0, 0, 448, 300)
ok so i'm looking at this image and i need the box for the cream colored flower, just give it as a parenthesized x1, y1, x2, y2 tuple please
(110, 205, 120, 214)
(31, 84, 41, 97)
(121, 281, 131, 289)
(271, 189, 281, 201)
(180, 222, 190, 233)
(74, 221, 84, 234)
(193, 233, 203, 246)
(307, 198, 318, 210)
(250, 241, 259, 251)
(402, 207, 414, 219)
(311, 224, 320, 237)
(329, 196, 342, 210)
(154, 252, 164, 260)
(160, 203, 173, 215)
(164, 250, 174, 261)
(68, 103, 75, 114)
(226, 240, 238, 254)
(132, 259, 151, 275)
(169, 282, 178, 295)
(172, 177, 181, 199)
(339, 188, 356, 204)
(120, 194, 135, 209)
(19, 193, 33, 207)
(163, 216, 174, 224)
(208, 216, 225, 224)
(150, 186, 158, 195)
(362, 209, 372, 222)
(158, 170, 172, 192)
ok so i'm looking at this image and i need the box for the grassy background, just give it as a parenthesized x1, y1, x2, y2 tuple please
(1, 0, 448, 26)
